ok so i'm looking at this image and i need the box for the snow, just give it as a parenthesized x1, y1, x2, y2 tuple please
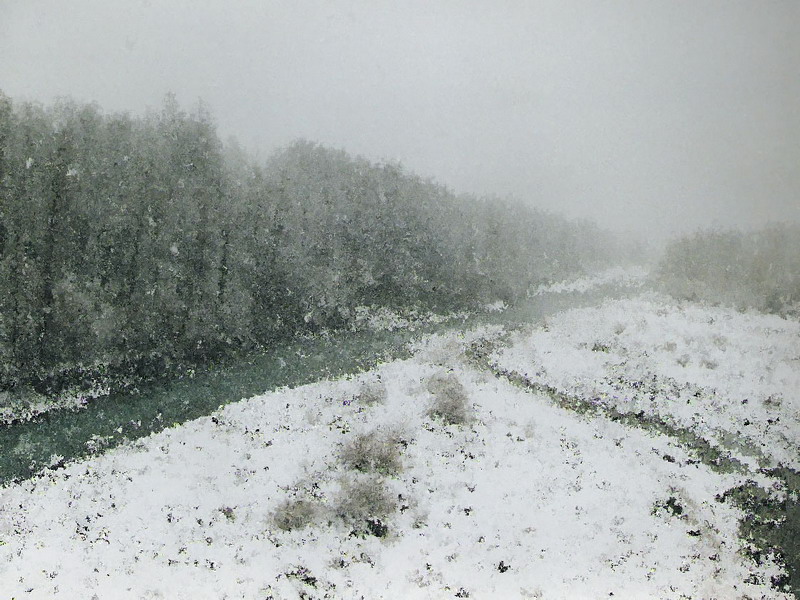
(493, 292, 800, 470)
(0, 292, 795, 599)
(0, 391, 93, 426)
(531, 266, 648, 296)
(483, 300, 508, 313)
(349, 305, 471, 333)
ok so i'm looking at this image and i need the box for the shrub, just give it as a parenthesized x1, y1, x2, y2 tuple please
(339, 430, 404, 476)
(354, 377, 387, 406)
(332, 473, 397, 534)
(426, 371, 471, 425)
(272, 497, 318, 531)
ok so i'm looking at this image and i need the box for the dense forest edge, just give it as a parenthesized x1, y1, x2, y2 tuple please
(0, 91, 639, 407)
(655, 225, 800, 317)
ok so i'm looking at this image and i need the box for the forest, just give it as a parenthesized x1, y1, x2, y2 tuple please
(0, 92, 629, 401)
(656, 224, 800, 317)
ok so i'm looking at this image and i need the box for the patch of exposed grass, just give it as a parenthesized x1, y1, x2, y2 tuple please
(652, 496, 685, 518)
(718, 467, 800, 597)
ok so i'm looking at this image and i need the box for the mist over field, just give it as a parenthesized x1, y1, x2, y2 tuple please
(2, 0, 798, 239)
(1, 2, 799, 598)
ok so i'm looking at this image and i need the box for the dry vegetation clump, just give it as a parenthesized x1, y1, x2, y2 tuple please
(339, 429, 404, 476)
(426, 371, 472, 426)
(332, 473, 397, 535)
(354, 377, 387, 406)
(272, 497, 319, 532)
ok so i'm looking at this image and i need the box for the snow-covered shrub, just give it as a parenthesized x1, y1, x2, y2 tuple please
(426, 371, 471, 426)
(272, 498, 318, 532)
(339, 430, 403, 476)
(354, 377, 387, 406)
(332, 473, 396, 535)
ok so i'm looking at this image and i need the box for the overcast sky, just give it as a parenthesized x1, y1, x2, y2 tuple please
(1, 0, 798, 239)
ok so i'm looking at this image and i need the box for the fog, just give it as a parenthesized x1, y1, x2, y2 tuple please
(1, 0, 798, 239)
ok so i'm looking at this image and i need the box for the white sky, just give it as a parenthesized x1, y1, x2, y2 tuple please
(1, 0, 798, 238)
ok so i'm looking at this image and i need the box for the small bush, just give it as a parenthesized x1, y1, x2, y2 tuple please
(355, 377, 387, 406)
(272, 498, 318, 531)
(332, 473, 397, 533)
(426, 371, 471, 425)
(339, 430, 404, 476)
(700, 357, 718, 370)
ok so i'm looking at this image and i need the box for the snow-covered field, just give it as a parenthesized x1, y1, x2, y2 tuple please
(1, 291, 797, 599)
(492, 293, 800, 471)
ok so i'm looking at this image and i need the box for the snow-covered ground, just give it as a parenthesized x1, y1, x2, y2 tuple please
(531, 265, 648, 296)
(492, 292, 800, 471)
(348, 305, 472, 333)
(0, 291, 796, 599)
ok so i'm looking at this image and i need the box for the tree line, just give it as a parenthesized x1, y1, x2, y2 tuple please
(0, 92, 625, 397)
(656, 225, 800, 316)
